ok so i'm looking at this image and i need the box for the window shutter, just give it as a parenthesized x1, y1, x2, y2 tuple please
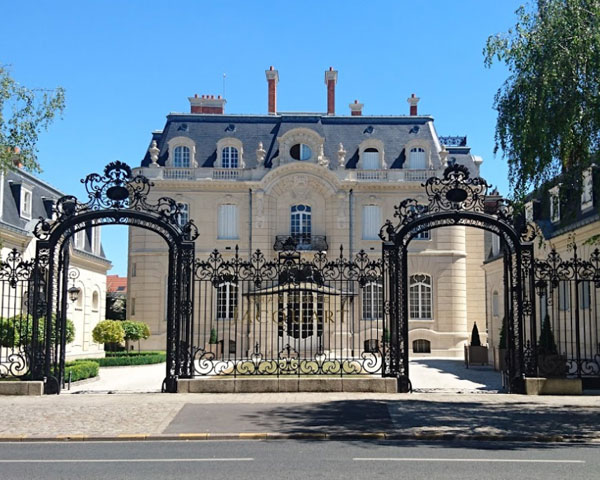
(410, 149, 426, 169)
(362, 205, 381, 240)
(218, 204, 238, 239)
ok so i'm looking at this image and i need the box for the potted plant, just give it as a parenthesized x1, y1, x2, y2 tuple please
(494, 316, 507, 372)
(464, 322, 488, 367)
(537, 314, 566, 378)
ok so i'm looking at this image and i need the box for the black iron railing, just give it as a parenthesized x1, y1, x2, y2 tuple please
(273, 235, 328, 252)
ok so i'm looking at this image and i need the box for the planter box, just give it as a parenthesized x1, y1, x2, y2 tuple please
(494, 347, 507, 372)
(464, 345, 488, 367)
(0, 381, 43, 396)
(538, 354, 567, 378)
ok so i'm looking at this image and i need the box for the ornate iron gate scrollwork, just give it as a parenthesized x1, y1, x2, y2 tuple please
(379, 164, 535, 393)
(30, 162, 198, 393)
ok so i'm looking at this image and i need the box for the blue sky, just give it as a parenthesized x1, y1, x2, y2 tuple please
(1, 0, 524, 275)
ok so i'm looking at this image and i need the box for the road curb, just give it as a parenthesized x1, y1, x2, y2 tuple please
(0, 432, 593, 443)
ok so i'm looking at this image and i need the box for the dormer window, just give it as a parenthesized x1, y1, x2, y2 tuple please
(20, 188, 32, 219)
(222, 147, 239, 168)
(290, 144, 312, 161)
(409, 147, 427, 169)
(362, 148, 379, 170)
(550, 186, 560, 223)
(525, 201, 534, 223)
(74, 229, 85, 250)
(173, 146, 190, 167)
(581, 167, 593, 211)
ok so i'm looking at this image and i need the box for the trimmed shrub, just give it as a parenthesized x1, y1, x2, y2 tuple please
(470, 322, 482, 347)
(538, 314, 558, 355)
(86, 352, 166, 367)
(92, 320, 125, 345)
(209, 327, 218, 344)
(1, 315, 75, 347)
(64, 360, 99, 382)
(121, 320, 151, 349)
(105, 350, 165, 357)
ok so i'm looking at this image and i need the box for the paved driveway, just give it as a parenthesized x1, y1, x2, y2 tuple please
(68, 358, 502, 394)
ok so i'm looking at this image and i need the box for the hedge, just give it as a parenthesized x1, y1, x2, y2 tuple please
(105, 350, 165, 358)
(85, 352, 166, 367)
(64, 360, 99, 382)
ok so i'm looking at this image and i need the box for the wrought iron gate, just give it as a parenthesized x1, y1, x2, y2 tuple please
(28, 162, 197, 393)
(379, 164, 535, 393)
(188, 246, 386, 377)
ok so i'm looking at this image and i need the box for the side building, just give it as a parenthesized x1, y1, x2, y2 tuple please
(484, 167, 600, 372)
(129, 66, 488, 359)
(0, 165, 111, 359)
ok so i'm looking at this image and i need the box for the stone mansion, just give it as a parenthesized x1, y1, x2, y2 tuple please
(128, 66, 486, 358)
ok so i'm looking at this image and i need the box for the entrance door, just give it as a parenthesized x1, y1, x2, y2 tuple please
(278, 291, 323, 354)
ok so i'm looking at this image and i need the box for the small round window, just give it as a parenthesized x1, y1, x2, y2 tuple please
(290, 143, 312, 161)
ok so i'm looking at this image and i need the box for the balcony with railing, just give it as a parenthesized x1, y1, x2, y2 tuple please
(356, 170, 389, 181)
(273, 234, 328, 252)
(163, 168, 193, 180)
(212, 168, 240, 180)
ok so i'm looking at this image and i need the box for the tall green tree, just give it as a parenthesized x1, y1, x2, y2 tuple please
(0, 65, 65, 171)
(484, 0, 600, 199)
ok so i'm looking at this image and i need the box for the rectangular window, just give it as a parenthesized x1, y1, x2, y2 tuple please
(131, 263, 136, 277)
(492, 291, 499, 316)
(491, 234, 501, 256)
(20, 188, 32, 219)
(131, 298, 136, 316)
(415, 231, 430, 240)
(362, 205, 381, 240)
(558, 282, 570, 311)
(92, 226, 101, 255)
(579, 281, 591, 310)
(74, 229, 85, 250)
(362, 152, 379, 170)
(218, 204, 238, 239)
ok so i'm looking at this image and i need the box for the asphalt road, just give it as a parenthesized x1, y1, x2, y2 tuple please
(0, 440, 597, 480)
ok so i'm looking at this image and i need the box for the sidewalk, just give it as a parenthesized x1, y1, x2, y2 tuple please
(1, 392, 599, 443)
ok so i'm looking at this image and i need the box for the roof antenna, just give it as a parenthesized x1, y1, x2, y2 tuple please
(222, 73, 226, 98)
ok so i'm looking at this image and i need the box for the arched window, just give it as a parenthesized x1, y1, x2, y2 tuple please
(76, 285, 85, 310)
(92, 291, 99, 311)
(413, 339, 431, 353)
(291, 205, 312, 246)
(217, 282, 238, 320)
(173, 146, 190, 167)
(409, 274, 432, 319)
(177, 203, 189, 227)
(222, 146, 239, 168)
(409, 147, 426, 169)
(362, 148, 379, 170)
(362, 282, 383, 320)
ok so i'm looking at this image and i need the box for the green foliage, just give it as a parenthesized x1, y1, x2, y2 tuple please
(383, 328, 391, 343)
(499, 316, 507, 349)
(92, 320, 125, 345)
(209, 327, 218, 344)
(105, 350, 165, 357)
(470, 322, 482, 347)
(484, 0, 600, 199)
(121, 320, 151, 343)
(88, 352, 166, 367)
(538, 314, 558, 355)
(0, 314, 75, 347)
(0, 65, 66, 172)
(105, 292, 126, 320)
(64, 360, 99, 382)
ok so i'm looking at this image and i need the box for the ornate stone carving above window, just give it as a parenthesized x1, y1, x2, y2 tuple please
(357, 139, 386, 169)
(166, 136, 197, 168)
(275, 128, 326, 167)
(216, 137, 245, 168)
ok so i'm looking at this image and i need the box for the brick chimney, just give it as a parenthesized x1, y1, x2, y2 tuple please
(11, 146, 22, 168)
(325, 67, 338, 115)
(349, 99, 363, 116)
(265, 66, 279, 115)
(188, 94, 226, 114)
(407, 93, 420, 115)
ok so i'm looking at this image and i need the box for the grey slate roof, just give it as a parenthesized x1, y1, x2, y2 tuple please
(1, 168, 107, 259)
(141, 113, 473, 170)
